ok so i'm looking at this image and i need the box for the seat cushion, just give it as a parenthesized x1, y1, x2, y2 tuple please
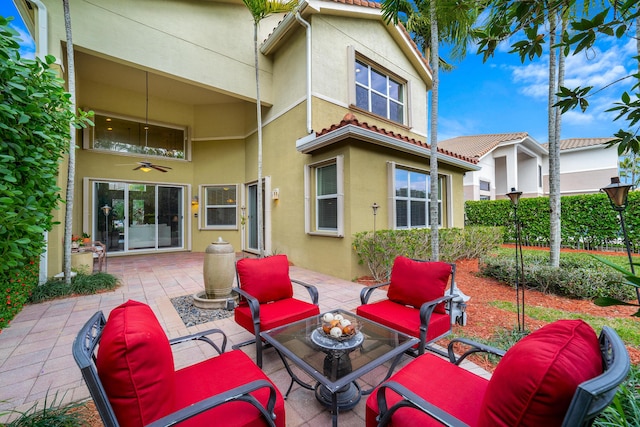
(356, 299, 450, 343)
(235, 297, 320, 333)
(174, 350, 286, 427)
(237, 255, 293, 303)
(387, 257, 451, 313)
(477, 319, 603, 427)
(366, 353, 489, 427)
(96, 300, 176, 427)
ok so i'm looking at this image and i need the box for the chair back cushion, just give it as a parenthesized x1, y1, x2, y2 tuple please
(237, 255, 293, 304)
(387, 256, 451, 313)
(478, 319, 602, 427)
(97, 300, 176, 427)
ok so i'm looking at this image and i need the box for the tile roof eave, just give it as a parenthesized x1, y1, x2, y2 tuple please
(297, 117, 480, 171)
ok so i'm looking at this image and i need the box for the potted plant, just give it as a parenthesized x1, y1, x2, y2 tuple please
(82, 232, 91, 245)
(71, 235, 82, 249)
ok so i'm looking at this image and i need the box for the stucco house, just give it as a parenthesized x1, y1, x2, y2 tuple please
(439, 133, 618, 201)
(15, 0, 478, 281)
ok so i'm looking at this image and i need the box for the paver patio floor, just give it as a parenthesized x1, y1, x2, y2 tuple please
(0, 252, 488, 426)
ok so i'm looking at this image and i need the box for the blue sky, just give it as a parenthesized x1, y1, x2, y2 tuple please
(1, 1, 635, 144)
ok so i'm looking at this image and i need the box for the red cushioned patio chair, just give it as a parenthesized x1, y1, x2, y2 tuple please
(73, 300, 285, 427)
(233, 254, 320, 368)
(366, 319, 630, 427)
(357, 256, 456, 357)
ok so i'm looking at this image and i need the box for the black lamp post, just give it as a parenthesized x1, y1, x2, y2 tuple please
(101, 205, 111, 272)
(601, 177, 637, 300)
(507, 188, 525, 332)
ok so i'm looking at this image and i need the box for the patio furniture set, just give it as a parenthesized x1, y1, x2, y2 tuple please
(73, 255, 630, 426)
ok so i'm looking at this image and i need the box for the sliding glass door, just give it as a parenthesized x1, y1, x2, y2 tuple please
(94, 181, 184, 253)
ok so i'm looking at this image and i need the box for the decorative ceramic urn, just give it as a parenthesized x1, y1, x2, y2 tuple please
(203, 237, 235, 298)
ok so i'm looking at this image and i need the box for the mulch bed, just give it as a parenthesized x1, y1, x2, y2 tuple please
(445, 257, 639, 368)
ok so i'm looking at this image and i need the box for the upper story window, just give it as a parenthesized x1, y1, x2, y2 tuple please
(479, 180, 490, 191)
(354, 59, 405, 124)
(393, 167, 442, 229)
(88, 113, 186, 159)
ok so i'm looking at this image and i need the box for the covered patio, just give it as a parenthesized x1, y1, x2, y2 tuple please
(0, 252, 489, 426)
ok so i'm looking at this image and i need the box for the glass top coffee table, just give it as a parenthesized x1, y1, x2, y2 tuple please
(260, 309, 418, 426)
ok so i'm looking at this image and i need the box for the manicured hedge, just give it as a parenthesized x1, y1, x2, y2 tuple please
(479, 249, 636, 301)
(352, 226, 503, 281)
(466, 192, 640, 251)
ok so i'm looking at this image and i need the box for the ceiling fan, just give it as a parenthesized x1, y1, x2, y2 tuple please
(130, 71, 171, 173)
(134, 161, 172, 173)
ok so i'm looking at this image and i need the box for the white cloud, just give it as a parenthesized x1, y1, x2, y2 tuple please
(9, 22, 35, 59)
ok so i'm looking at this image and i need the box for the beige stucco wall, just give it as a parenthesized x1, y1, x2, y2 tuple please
(41, 0, 277, 104)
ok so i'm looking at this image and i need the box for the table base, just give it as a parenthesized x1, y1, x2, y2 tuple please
(315, 381, 361, 411)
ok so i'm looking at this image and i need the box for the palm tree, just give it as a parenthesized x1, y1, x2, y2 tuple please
(242, 0, 297, 257)
(620, 154, 640, 187)
(381, 0, 483, 260)
(62, 0, 77, 283)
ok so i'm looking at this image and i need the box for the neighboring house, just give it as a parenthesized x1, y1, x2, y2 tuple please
(439, 133, 546, 201)
(540, 138, 618, 195)
(439, 133, 618, 201)
(17, 0, 478, 281)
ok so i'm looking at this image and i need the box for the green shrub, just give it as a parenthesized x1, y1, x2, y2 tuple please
(28, 272, 118, 304)
(353, 226, 503, 281)
(0, 17, 73, 330)
(594, 364, 640, 426)
(466, 192, 640, 252)
(479, 249, 636, 301)
(4, 391, 84, 426)
(0, 259, 38, 331)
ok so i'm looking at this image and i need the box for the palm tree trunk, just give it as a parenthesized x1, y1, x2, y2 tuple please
(548, 10, 560, 268)
(429, 0, 439, 261)
(253, 22, 264, 257)
(63, 0, 77, 282)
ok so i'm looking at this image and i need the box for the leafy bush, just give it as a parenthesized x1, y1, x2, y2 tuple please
(353, 226, 503, 281)
(0, 259, 38, 330)
(0, 17, 73, 328)
(28, 273, 118, 304)
(594, 364, 640, 427)
(479, 249, 636, 301)
(466, 192, 640, 251)
(4, 390, 84, 426)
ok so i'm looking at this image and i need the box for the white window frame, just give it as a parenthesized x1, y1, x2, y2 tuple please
(201, 184, 238, 230)
(388, 162, 443, 229)
(304, 156, 344, 237)
(83, 110, 190, 161)
(352, 54, 406, 125)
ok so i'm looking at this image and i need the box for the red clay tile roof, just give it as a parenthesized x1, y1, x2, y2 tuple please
(325, 0, 381, 9)
(540, 138, 615, 150)
(438, 132, 531, 158)
(316, 113, 478, 164)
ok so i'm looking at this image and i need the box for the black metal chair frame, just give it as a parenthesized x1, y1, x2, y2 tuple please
(359, 261, 457, 357)
(232, 274, 319, 368)
(375, 326, 630, 427)
(72, 311, 279, 427)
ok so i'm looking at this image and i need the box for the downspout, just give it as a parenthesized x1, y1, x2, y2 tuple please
(28, 0, 49, 284)
(295, 12, 312, 135)
(28, 0, 49, 59)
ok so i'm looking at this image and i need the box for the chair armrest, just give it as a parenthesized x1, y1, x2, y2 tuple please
(360, 281, 390, 305)
(292, 279, 319, 305)
(376, 381, 469, 427)
(145, 379, 278, 427)
(232, 286, 261, 325)
(419, 294, 456, 325)
(169, 328, 228, 356)
(446, 337, 506, 365)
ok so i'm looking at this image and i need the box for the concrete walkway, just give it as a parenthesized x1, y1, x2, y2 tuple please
(0, 252, 488, 426)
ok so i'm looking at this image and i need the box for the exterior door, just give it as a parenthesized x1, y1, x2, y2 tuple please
(246, 183, 258, 251)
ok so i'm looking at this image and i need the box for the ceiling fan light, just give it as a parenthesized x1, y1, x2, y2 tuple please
(139, 166, 152, 172)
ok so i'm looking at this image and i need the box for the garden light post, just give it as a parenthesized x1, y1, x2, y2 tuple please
(507, 188, 525, 332)
(601, 177, 639, 302)
(101, 205, 111, 272)
(371, 202, 380, 237)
